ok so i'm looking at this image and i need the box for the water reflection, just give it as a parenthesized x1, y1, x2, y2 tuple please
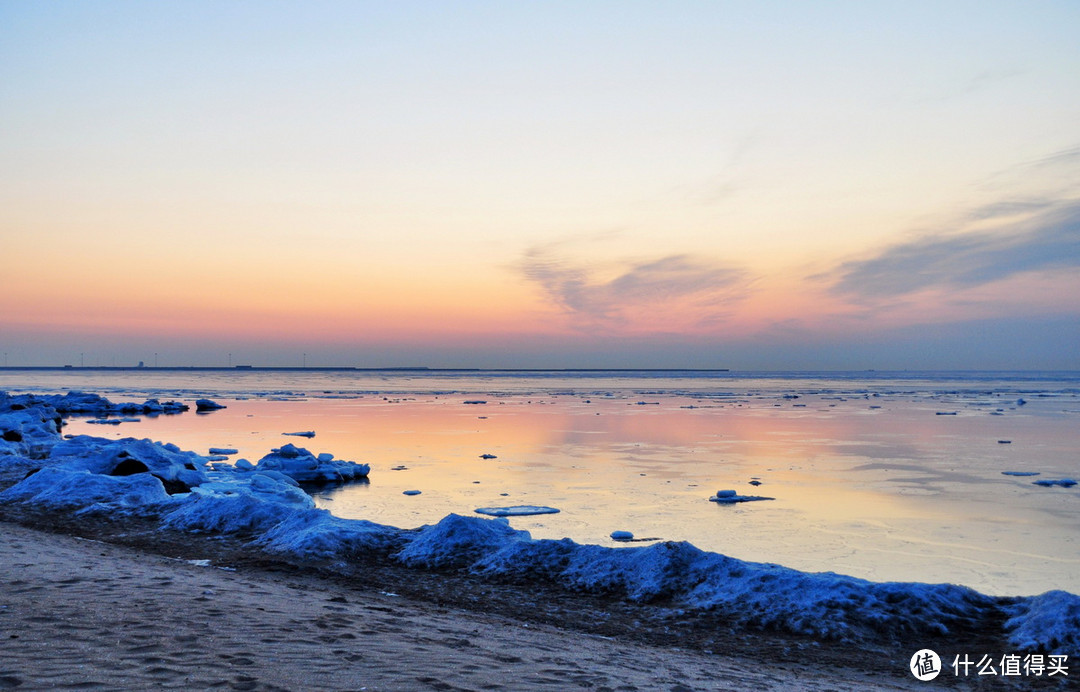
(61, 390, 1080, 596)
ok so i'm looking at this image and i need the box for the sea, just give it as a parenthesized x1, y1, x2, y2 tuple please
(2, 368, 1078, 597)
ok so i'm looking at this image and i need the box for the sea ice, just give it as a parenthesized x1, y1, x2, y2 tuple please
(709, 490, 774, 504)
(1032, 479, 1078, 488)
(255, 444, 369, 483)
(2, 392, 1078, 654)
(474, 505, 561, 517)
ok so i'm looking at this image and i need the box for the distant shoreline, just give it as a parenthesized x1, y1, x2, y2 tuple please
(0, 365, 732, 373)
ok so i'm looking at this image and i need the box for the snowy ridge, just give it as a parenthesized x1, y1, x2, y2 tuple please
(1, 392, 1077, 653)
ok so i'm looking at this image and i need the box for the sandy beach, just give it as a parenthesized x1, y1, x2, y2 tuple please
(0, 518, 934, 692)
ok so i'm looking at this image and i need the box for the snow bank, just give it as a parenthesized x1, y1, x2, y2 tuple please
(397, 513, 528, 569)
(1006, 590, 1080, 655)
(46, 436, 209, 491)
(163, 474, 315, 534)
(0, 467, 172, 513)
(255, 511, 401, 561)
(0, 394, 63, 459)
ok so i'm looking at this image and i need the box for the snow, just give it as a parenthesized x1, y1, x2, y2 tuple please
(45, 435, 209, 491)
(1005, 590, 1080, 655)
(0, 393, 63, 459)
(0, 467, 173, 513)
(397, 513, 528, 569)
(474, 505, 561, 517)
(1, 391, 1078, 653)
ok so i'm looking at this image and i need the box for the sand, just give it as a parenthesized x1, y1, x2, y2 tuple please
(0, 520, 933, 692)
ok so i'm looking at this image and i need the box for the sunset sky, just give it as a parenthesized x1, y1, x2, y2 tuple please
(2, 1, 1078, 369)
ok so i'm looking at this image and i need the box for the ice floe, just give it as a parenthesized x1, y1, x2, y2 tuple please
(709, 489, 774, 504)
(253, 444, 369, 484)
(1032, 479, 1078, 488)
(474, 505, 561, 517)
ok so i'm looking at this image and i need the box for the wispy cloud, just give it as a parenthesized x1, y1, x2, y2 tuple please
(828, 200, 1080, 299)
(521, 245, 750, 331)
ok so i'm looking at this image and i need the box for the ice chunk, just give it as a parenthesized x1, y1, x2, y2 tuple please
(255, 443, 369, 483)
(195, 399, 226, 411)
(474, 505, 560, 517)
(282, 431, 316, 438)
(209, 447, 238, 455)
(403, 489, 421, 496)
(1032, 478, 1078, 488)
(1001, 471, 1040, 477)
(710, 490, 774, 504)
(610, 530, 634, 541)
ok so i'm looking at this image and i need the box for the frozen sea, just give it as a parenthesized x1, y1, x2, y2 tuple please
(3, 368, 1078, 597)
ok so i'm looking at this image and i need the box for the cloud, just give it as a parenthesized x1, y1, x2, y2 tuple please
(828, 200, 1080, 299)
(520, 246, 750, 330)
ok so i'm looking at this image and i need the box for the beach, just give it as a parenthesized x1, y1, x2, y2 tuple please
(1, 376, 1076, 690)
(0, 518, 925, 691)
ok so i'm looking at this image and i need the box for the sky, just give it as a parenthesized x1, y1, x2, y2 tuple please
(2, 1, 1078, 369)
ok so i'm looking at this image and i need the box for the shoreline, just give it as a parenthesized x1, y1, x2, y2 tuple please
(0, 514, 943, 691)
(1, 390, 1076, 689)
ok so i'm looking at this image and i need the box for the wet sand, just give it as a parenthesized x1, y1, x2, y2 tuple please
(0, 520, 933, 691)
